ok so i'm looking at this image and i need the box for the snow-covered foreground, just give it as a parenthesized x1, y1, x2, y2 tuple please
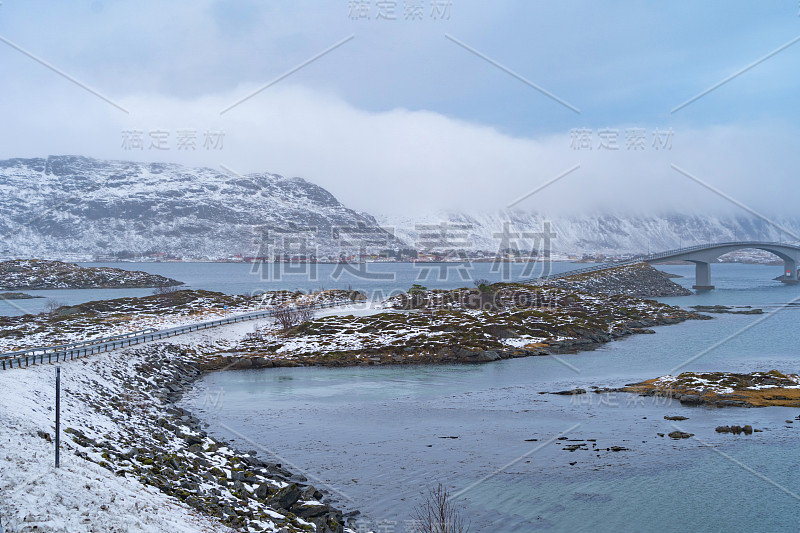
(0, 303, 381, 532)
(0, 355, 234, 533)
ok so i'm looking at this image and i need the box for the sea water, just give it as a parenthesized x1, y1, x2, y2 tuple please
(182, 263, 800, 532)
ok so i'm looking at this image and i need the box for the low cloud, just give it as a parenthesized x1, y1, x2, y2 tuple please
(0, 82, 795, 218)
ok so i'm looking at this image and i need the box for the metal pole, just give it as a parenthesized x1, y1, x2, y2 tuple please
(55, 366, 60, 468)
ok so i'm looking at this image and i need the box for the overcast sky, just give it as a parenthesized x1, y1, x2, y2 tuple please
(0, 1, 798, 216)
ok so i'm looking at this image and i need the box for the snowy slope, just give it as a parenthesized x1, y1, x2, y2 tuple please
(0, 156, 392, 260)
(0, 356, 235, 533)
(377, 211, 800, 256)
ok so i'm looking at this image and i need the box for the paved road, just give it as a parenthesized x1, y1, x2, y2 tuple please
(0, 300, 352, 370)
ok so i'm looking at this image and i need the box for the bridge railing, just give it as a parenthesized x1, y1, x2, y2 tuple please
(0, 299, 353, 370)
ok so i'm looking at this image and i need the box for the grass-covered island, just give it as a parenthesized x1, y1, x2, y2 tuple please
(0, 259, 183, 290)
(217, 276, 708, 369)
(622, 371, 800, 407)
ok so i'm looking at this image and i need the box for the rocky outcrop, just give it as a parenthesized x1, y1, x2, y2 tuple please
(223, 281, 710, 368)
(690, 305, 763, 315)
(542, 262, 692, 297)
(622, 371, 800, 408)
(0, 291, 42, 299)
(0, 259, 182, 290)
(67, 345, 350, 532)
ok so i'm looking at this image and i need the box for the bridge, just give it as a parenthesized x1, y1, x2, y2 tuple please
(531, 241, 800, 290)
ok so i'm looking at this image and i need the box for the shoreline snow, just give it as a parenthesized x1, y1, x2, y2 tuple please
(0, 327, 359, 532)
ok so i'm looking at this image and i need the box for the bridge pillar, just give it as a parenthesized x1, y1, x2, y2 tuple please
(692, 261, 714, 290)
(782, 258, 799, 284)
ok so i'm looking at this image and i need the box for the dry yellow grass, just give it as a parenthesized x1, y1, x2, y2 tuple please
(623, 371, 800, 407)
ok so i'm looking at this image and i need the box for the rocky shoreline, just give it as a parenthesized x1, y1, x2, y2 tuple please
(219, 280, 708, 368)
(208, 314, 697, 370)
(537, 262, 693, 297)
(59, 343, 354, 533)
(0, 265, 714, 531)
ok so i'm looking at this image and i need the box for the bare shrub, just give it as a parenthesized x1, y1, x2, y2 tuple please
(473, 278, 491, 292)
(297, 306, 315, 323)
(152, 283, 179, 296)
(152, 283, 181, 305)
(273, 305, 315, 330)
(412, 483, 470, 533)
(44, 298, 66, 314)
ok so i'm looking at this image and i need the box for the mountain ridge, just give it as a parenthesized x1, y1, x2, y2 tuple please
(0, 155, 393, 260)
(2, 155, 798, 261)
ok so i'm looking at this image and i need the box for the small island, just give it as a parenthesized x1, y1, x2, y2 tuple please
(622, 371, 800, 407)
(0, 292, 43, 299)
(0, 259, 182, 290)
(214, 275, 707, 369)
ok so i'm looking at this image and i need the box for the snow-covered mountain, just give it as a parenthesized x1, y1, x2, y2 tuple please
(0, 156, 393, 260)
(1, 155, 797, 260)
(377, 211, 800, 257)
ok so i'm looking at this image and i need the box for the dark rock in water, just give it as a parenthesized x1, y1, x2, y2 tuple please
(571, 492, 613, 503)
(664, 415, 688, 421)
(668, 431, 694, 439)
(551, 388, 587, 395)
(716, 399, 749, 407)
(465, 350, 501, 363)
(716, 425, 753, 435)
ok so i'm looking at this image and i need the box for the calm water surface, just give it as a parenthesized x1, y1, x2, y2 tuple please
(181, 264, 800, 533)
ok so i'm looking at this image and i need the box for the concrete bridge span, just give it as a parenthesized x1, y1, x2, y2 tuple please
(522, 241, 800, 291)
(640, 241, 800, 290)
